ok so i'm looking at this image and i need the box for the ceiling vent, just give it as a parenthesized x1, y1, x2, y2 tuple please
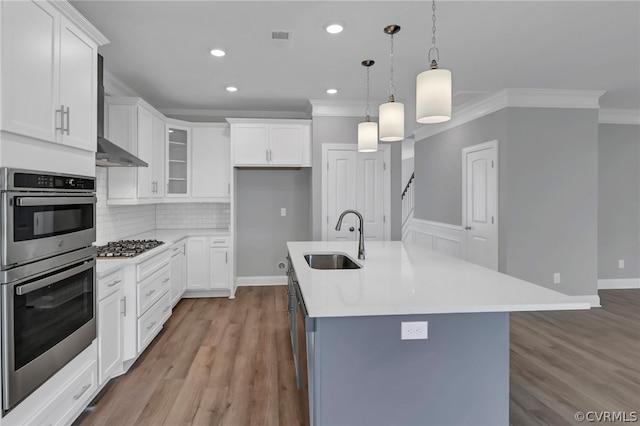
(271, 30, 291, 41)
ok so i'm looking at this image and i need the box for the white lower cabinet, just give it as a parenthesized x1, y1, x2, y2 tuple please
(97, 269, 124, 385)
(170, 239, 187, 305)
(186, 236, 231, 294)
(3, 342, 98, 426)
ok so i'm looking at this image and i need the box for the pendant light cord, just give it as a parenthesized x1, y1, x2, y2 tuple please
(365, 65, 371, 121)
(429, 0, 440, 68)
(388, 32, 396, 101)
(431, 0, 437, 48)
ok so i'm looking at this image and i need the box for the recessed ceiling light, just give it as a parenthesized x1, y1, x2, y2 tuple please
(226, 86, 238, 92)
(326, 89, 338, 94)
(325, 23, 344, 34)
(210, 49, 226, 57)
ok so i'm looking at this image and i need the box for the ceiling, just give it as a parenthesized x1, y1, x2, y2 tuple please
(72, 1, 639, 134)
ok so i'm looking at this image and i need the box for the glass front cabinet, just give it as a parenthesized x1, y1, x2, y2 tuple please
(166, 124, 191, 197)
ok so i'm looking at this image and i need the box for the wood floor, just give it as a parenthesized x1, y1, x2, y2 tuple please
(76, 287, 640, 426)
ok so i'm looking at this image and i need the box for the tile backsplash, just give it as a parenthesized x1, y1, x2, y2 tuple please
(95, 168, 155, 244)
(156, 203, 230, 229)
(95, 168, 230, 243)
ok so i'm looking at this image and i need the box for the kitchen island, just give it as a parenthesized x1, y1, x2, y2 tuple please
(286, 241, 590, 426)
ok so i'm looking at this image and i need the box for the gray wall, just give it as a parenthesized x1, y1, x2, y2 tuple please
(236, 168, 311, 277)
(311, 116, 402, 241)
(598, 123, 640, 279)
(414, 108, 599, 297)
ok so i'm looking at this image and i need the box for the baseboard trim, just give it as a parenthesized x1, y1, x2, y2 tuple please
(569, 294, 601, 308)
(236, 276, 287, 286)
(598, 278, 640, 290)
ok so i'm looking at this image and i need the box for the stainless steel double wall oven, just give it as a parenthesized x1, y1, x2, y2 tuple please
(0, 168, 97, 413)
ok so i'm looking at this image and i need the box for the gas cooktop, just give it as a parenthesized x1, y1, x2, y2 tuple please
(97, 239, 164, 258)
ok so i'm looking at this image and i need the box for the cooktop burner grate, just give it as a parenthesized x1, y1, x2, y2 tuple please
(97, 239, 164, 258)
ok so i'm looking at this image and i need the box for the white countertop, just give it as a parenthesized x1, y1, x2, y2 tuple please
(96, 228, 229, 278)
(286, 241, 591, 318)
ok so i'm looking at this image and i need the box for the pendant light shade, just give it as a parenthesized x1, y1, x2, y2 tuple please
(379, 25, 404, 142)
(379, 101, 405, 141)
(358, 59, 378, 153)
(416, 0, 452, 124)
(416, 68, 451, 123)
(358, 121, 378, 152)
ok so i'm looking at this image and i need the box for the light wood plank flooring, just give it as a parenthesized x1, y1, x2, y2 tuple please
(76, 287, 639, 426)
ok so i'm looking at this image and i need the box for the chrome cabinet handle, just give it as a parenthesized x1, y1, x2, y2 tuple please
(225, 252, 228, 263)
(146, 321, 157, 330)
(64, 106, 70, 135)
(107, 279, 121, 287)
(73, 383, 91, 401)
(163, 306, 170, 313)
(121, 296, 126, 316)
(465, 226, 471, 230)
(162, 278, 170, 283)
(146, 289, 156, 297)
(266, 149, 269, 162)
(56, 105, 65, 132)
(349, 226, 355, 232)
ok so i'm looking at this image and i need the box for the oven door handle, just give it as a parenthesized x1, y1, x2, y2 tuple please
(15, 259, 95, 296)
(14, 195, 96, 207)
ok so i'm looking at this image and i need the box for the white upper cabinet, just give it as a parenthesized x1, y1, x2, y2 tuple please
(106, 98, 164, 204)
(191, 125, 230, 201)
(0, 0, 105, 152)
(229, 119, 311, 167)
(165, 123, 191, 198)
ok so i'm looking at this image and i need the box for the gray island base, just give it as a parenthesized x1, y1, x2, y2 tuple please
(308, 312, 509, 426)
(287, 241, 590, 426)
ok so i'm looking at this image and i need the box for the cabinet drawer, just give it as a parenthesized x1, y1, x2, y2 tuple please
(136, 249, 171, 282)
(29, 358, 97, 426)
(97, 269, 124, 301)
(137, 292, 171, 352)
(136, 264, 171, 317)
(209, 236, 229, 247)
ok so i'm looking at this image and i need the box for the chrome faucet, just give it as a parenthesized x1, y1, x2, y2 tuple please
(335, 209, 366, 260)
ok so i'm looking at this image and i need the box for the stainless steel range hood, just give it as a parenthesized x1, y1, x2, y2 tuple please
(96, 55, 148, 167)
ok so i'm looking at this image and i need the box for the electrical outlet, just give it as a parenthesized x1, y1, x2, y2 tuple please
(553, 273, 561, 284)
(401, 321, 428, 340)
(619, 259, 625, 269)
(281, 208, 286, 217)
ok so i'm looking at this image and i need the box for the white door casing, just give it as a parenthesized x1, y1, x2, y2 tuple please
(322, 144, 391, 241)
(462, 140, 498, 270)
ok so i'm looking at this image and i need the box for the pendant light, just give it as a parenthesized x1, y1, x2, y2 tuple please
(379, 25, 404, 142)
(358, 60, 378, 152)
(416, 0, 452, 124)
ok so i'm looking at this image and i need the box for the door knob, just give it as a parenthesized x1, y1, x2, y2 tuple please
(349, 226, 355, 232)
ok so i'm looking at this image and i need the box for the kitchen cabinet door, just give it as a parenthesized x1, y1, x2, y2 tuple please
(210, 248, 230, 290)
(151, 115, 166, 199)
(58, 15, 97, 151)
(1, 0, 60, 143)
(136, 106, 154, 199)
(187, 237, 209, 290)
(166, 124, 191, 197)
(170, 241, 186, 305)
(98, 287, 124, 385)
(233, 123, 269, 165)
(269, 124, 303, 166)
(192, 126, 230, 199)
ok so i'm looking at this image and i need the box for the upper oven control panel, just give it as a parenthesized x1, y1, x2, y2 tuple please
(0, 168, 95, 192)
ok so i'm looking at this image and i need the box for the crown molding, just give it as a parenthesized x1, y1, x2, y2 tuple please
(309, 99, 384, 118)
(598, 109, 640, 125)
(413, 88, 606, 141)
(225, 117, 311, 124)
(52, 1, 110, 45)
(162, 109, 308, 120)
(103, 70, 141, 98)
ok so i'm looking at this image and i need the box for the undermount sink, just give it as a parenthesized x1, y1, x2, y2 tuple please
(304, 253, 362, 270)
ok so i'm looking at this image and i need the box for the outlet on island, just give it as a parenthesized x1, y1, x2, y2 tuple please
(401, 321, 428, 340)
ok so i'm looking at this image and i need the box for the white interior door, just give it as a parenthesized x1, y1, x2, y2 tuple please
(357, 151, 385, 240)
(326, 150, 357, 241)
(463, 141, 498, 270)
